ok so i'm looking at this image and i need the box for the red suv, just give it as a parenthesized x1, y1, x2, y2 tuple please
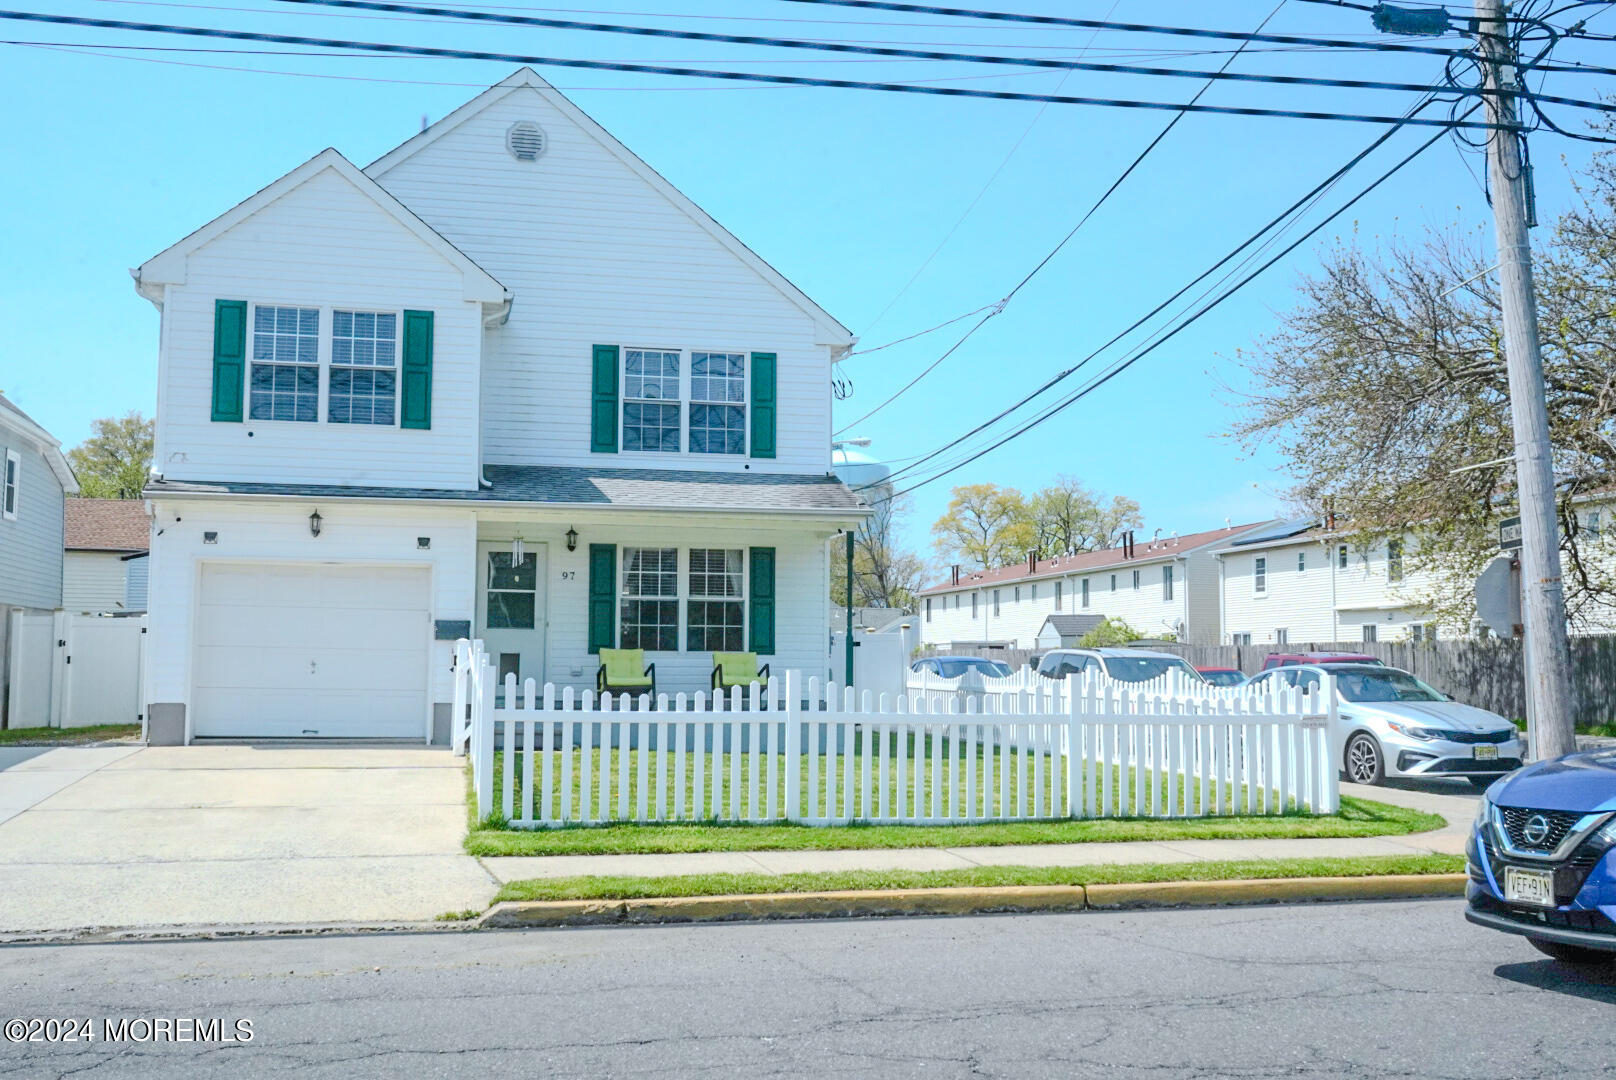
(1260, 651, 1382, 671)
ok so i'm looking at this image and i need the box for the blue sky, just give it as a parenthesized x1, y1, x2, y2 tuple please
(3, 0, 1610, 560)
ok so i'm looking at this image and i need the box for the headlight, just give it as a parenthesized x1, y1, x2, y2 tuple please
(1596, 819, 1616, 847)
(1473, 796, 1492, 832)
(1386, 720, 1452, 742)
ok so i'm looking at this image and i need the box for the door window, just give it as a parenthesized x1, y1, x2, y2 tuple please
(485, 551, 538, 629)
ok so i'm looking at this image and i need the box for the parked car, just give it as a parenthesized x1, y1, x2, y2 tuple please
(1465, 749, 1616, 965)
(1246, 663, 1523, 789)
(1196, 666, 1246, 688)
(1261, 651, 1383, 670)
(910, 656, 1014, 679)
(1036, 648, 1205, 684)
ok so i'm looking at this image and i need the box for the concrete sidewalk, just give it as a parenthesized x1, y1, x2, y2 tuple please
(0, 745, 497, 933)
(479, 780, 1477, 886)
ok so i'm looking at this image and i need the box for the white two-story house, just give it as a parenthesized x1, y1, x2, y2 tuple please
(135, 69, 863, 743)
(917, 522, 1275, 651)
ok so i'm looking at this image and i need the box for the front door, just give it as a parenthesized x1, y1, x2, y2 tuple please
(476, 541, 547, 694)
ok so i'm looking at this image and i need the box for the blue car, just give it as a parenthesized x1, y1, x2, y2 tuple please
(1465, 748, 1616, 965)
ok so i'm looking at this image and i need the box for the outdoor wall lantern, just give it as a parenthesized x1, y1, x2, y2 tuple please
(566, 527, 578, 552)
(309, 509, 323, 538)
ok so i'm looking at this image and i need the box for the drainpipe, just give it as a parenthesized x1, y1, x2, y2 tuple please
(844, 530, 855, 686)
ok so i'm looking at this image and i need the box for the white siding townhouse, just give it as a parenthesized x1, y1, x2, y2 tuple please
(1217, 511, 1616, 646)
(918, 522, 1275, 651)
(135, 69, 864, 744)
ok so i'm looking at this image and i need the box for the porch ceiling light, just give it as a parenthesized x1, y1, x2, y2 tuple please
(309, 509, 322, 538)
(566, 527, 578, 552)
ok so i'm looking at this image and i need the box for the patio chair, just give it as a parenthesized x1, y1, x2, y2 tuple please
(597, 648, 656, 698)
(712, 651, 770, 692)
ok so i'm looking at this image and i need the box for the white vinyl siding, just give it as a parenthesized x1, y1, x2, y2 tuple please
(62, 552, 130, 614)
(0, 437, 65, 610)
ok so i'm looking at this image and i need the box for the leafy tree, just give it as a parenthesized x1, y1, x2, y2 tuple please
(1077, 616, 1141, 648)
(930, 483, 1037, 570)
(1228, 141, 1616, 630)
(831, 493, 929, 611)
(1029, 476, 1143, 556)
(66, 412, 153, 500)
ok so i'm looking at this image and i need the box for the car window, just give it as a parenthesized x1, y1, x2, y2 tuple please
(1295, 670, 1321, 694)
(1335, 670, 1444, 703)
(1099, 656, 1198, 683)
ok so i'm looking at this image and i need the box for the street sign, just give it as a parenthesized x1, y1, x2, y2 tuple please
(1498, 515, 1522, 552)
(1475, 554, 1522, 637)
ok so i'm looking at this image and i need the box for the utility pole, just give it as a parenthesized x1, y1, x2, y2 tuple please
(1473, 0, 1576, 759)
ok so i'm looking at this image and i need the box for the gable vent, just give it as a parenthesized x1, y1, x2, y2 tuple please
(506, 121, 547, 162)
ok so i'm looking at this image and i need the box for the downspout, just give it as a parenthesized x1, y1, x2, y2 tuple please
(1217, 554, 1227, 644)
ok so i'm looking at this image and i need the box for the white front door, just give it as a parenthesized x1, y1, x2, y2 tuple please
(192, 563, 430, 738)
(476, 542, 547, 693)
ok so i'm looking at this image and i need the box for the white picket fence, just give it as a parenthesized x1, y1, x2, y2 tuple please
(454, 640, 1339, 828)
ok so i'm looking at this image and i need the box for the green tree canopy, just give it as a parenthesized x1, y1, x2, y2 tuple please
(67, 412, 153, 500)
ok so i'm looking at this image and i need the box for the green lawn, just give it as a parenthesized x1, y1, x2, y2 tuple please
(0, 724, 141, 747)
(491, 853, 1466, 903)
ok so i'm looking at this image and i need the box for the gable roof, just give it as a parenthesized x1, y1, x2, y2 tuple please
(1040, 614, 1105, 639)
(366, 68, 853, 349)
(920, 521, 1277, 596)
(64, 498, 149, 553)
(0, 393, 78, 492)
(134, 148, 507, 305)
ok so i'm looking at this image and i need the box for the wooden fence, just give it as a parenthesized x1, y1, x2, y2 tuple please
(455, 641, 1338, 828)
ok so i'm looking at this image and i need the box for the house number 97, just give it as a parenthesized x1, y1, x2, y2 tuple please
(560, 570, 576, 581)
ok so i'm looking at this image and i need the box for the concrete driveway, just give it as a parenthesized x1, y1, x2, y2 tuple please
(0, 745, 496, 934)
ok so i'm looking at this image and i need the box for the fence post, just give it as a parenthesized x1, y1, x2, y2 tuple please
(474, 658, 496, 821)
(784, 669, 802, 823)
(1322, 671, 1341, 814)
(450, 639, 468, 756)
(1065, 672, 1080, 818)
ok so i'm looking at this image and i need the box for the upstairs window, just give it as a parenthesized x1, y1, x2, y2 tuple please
(1163, 564, 1174, 601)
(925, 598, 932, 623)
(993, 589, 1001, 616)
(2, 449, 17, 520)
(1054, 581, 1063, 610)
(1337, 544, 1348, 569)
(1081, 579, 1090, 607)
(1254, 557, 1268, 594)
(622, 349, 682, 453)
(689, 352, 746, 455)
(1132, 570, 1141, 591)
(249, 305, 319, 422)
(1387, 538, 1405, 582)
(1588, 511, 1602, 540)
(1298, 551, 1307, 572)
(329, 311, 397, 425)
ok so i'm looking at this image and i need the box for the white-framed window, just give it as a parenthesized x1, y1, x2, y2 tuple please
(1031, 584, 1038, 601)
(620, 547, 679, 650)
(2, 449, 18, 520)
(329, 310, 398, 425)
(689, 351, 746, 455)
(972, 593, 979, 619)
(1054, 581, 1063, 610)
(249, 305, 320, 422)
(1254, 557, 1267, 594)
(1386, 538, 1405, 582)
(1588, 511, 1602, 539)
(622, 349, 682, 453)
(925, 598, 932, 623)
(1131, 569, 1141, 590)
(1162, 565, 1174, 601)
(1275, 628, 1289, 644)
(1081, 579, 1089, 608)
(1014, 587, 1021, 604)
(687, 548, 744, 651)
(1362, 623, 1378, 643)
(1337, 544, 1348, 569)
(1298, 551, 1306, 572)
(1411, 623, 1425, 642)
(1232, 632, 1252, 646)
(1110, 574, 1117, 592)
(993, 589, 1001, 616)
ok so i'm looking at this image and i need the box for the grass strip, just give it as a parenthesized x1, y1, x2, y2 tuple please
(492, 853, 1466, 903)
(0, 724, 141, 747)
(465, 794, 1442, 857)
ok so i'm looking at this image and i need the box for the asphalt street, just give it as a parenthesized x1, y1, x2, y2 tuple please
(2, 897, 1613, 1079)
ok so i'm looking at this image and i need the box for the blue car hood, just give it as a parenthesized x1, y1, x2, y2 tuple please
(1490, 748, 1616, 812)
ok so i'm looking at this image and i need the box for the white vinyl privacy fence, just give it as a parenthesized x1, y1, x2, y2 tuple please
(454, 641, 1340, 828)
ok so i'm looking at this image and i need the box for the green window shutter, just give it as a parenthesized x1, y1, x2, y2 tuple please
(210, 299, 248, 422)
(749, 546, 776, 654)
(587, 543, 617, 655)
(750, 352, 776, 459)
(591, 345, 620, 453)
(400, 309, 434, 430)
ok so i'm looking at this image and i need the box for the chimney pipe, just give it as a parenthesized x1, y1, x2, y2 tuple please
(1028, 551, 1037, 574)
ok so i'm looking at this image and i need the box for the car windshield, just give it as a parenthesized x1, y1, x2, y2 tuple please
(1200, 670, 1245, 688)
(1334, 669, 1445, 703)
(1100, 656, 1200, 683)
(935, 658, 1012, 678)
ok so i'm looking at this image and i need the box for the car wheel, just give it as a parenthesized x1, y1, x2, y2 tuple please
(1528, 937, 1614, 966)
(1345, 733, 1384, 786)
(1465, 775, 1497, 792)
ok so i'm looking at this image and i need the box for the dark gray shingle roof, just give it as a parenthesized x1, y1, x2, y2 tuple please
(1042, 614, 1105, 638)
(146, 463, 866, 512)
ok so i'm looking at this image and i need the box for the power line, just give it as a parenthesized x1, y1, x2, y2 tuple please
(1, 10, 1528, 127)
(886, 106, 1479, 499)
(833, 1, 1291, 434)
(270, 0, 1500, 99)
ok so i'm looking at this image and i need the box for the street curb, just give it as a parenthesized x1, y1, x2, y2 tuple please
(478, 874, 1468, 929)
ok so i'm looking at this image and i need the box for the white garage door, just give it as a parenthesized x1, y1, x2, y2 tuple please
(193, 563, 430, 738)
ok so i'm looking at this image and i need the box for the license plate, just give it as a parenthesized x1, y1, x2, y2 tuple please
(1474, 745, 1499, 760)
(1505, 866, 1555, 907)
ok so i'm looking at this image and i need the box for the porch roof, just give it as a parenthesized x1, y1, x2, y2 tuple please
(146, 464, 868, 514)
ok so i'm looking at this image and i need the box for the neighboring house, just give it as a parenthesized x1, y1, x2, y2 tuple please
(0, 394, 78, 727)
(1034, 613, 1106, 651)
(1216, 509, 1616, 645)
(63, 498, 151, 614)
(133, 69, 863, 743)
(918, 522, 1276, 651)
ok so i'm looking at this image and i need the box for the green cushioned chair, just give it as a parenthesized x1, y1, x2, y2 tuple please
(712, 651, 770, 693)
(597, 648, 656, 698)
